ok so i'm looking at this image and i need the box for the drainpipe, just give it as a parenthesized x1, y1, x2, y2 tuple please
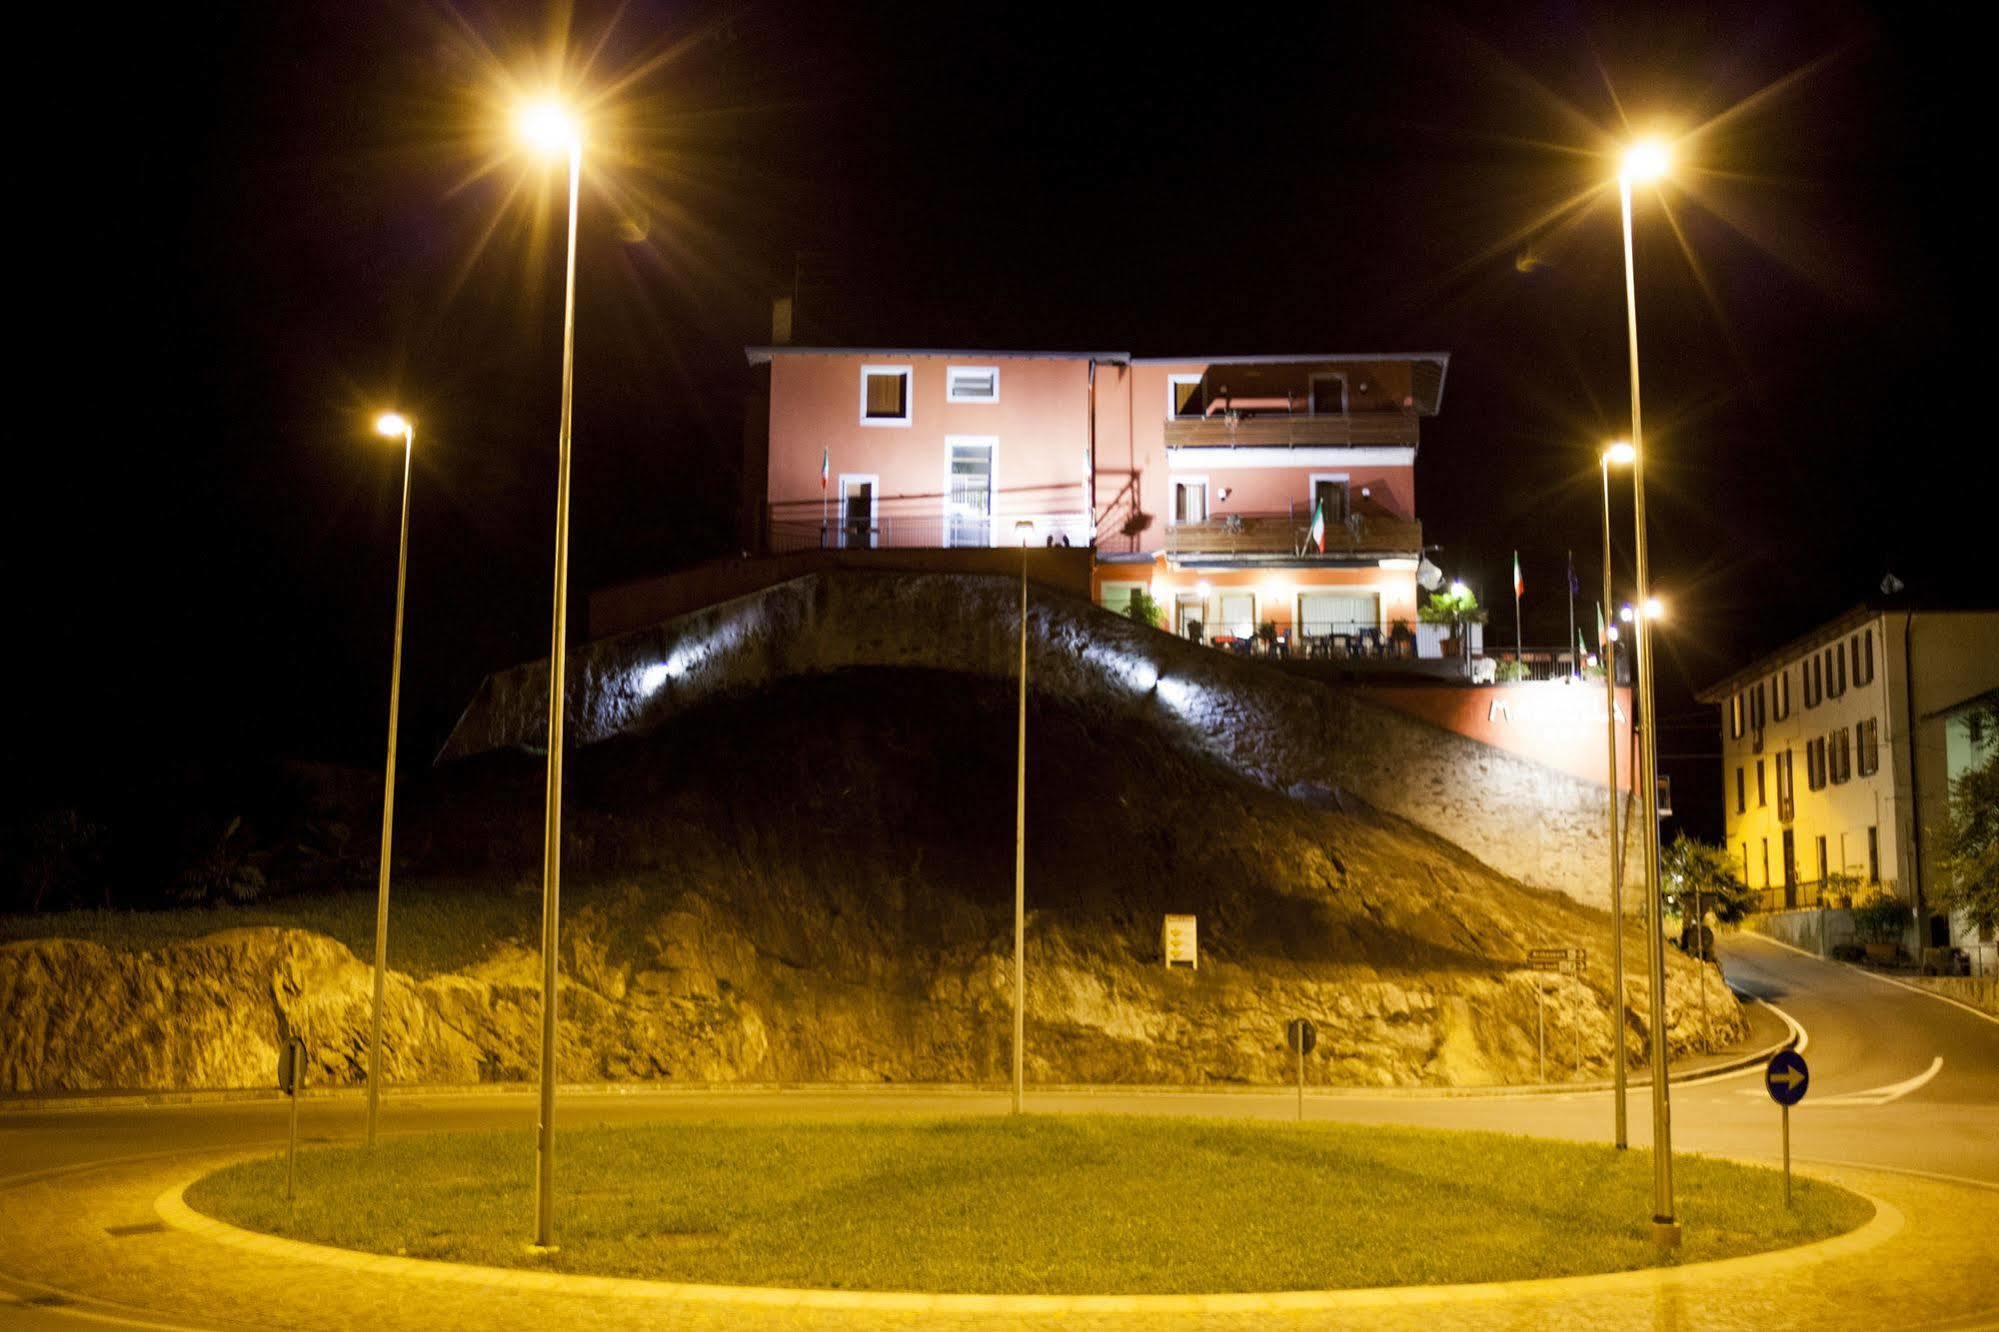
(1087, 360, 1098, 549)
(1903, 612, 1926, 967)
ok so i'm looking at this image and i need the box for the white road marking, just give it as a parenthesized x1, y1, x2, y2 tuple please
(1739, 932, 1999, 1028)
(1810, 1056, 1945, 1108)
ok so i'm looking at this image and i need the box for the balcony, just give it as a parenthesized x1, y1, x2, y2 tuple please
(1164, 511, 1421, 562)
(1163, 412, 1419, 450)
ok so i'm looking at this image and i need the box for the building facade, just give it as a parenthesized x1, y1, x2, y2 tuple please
(1699, 607, 1999, 962)
(741, 347, 1448, 653)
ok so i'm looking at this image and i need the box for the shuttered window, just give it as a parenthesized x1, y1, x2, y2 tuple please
(861, 366, 912, 423)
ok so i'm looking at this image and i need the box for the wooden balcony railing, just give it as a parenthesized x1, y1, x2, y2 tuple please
(1164, 413, 1419, 449)
(1164, 512, 1422, 559)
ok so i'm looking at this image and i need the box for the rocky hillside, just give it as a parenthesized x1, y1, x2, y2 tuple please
(1, 668, 1742, 1093)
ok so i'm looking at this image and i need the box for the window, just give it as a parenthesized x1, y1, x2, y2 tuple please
(1171, 477, 1208, 523)
(1815, 835, 1828, 884)
(1867, 826, 1880, 883)
(1735, 767, 1746, 815)
(946, 366, 999, 403)
(1309, 373, 1347, 415)
(1806, 736, 1827, 790)
(1826, 644, 1847, 699)
(1804, 655, 1822, 708)
(1857, 717, 1879, 777)
(1309, 476, 1350, 525)
(1751, 682, 1766, 731)
(1217, 591, 1255, 637)
(1774, 670, 1791, 721)
(1776, 750, 1794, 820)
(1168, 374, 1204, 419)
(860, 365, 912, 425)
(1756, 759, 1767, 807)
(1730, 694, 1744, 740)
(1852, 629, 1874, 686)
(945, 439, 994, 547)
(1830, 728, 1852, 784)
(1742, 843, 1752, 884)
(1761, 838, 1771, 888)
(1098, 582, 1147, 617)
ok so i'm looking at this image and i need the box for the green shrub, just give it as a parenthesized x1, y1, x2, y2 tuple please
(1851, 890, 1912, 945)
(1125, 589, 1164, 629)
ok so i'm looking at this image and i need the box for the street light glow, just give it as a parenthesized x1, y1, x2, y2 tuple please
(516, 99, 581, 153)
(1603, 440, 1636, 466)
(1644, 597, 1665, 620)
(1449, 580, 1468, 599)
(1621, 138, 1671, 183)
(374, 412, 411, 439)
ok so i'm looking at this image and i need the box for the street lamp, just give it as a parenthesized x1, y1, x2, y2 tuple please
(519, 95, 583, 1252)
(1013, 519, 1034, 1114)
(1618, 134, 1678, 1249)
(1598, 440, 1633, 1151)
(364, 411, 415, 1149)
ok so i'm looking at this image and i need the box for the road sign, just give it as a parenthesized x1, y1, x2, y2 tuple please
(1765, 1050, 1809, 1106)
(1163, 915, 1198, 969)
(1528, 947, 1586, 974)
(1286, 1018, 1318, 1056)
(1765, 1049, 1809, 1209)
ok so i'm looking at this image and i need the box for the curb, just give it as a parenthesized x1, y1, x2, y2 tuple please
(1747, 930, 1999, 1028)
(154, 1164, 1902, 1316)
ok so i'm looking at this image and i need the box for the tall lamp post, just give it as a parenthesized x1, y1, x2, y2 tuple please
(364, 411, 415, 1149)
(1012, 519, 1034, 1114)
(520, 98, 583, 1252)
(1617, 136, 1678, 1249)
(1598, 439, 1634, 1151)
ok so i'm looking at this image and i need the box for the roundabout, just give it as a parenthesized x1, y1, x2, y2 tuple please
(178, 1116, 1870, 1298)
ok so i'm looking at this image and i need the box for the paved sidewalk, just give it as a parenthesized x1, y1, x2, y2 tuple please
(3, 1145, 1994, 1330)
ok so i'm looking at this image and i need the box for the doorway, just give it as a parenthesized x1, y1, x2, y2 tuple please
(838, 475, 877, 549)
(947, 439, 993, 547)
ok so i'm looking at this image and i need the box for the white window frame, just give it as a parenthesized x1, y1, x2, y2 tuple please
(942, 435, 998, 548)
(1168, 473, 1210, 524)
(836, 473, 879, 548)
(859, 364, 913, 427)
(946, 365, 1000, 404)
(1099, 580, 1148, 615)
(1216, 589, 1258, 638)
(1166, 373, 1205, 419)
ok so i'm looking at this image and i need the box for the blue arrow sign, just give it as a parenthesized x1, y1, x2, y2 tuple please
(1766, 1050, 1810, 1106)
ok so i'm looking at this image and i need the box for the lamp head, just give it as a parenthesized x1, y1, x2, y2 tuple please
(516, 99, 580, 153)
(374, 412, 412, 439)
(1603, 440, 1636, 466)
(1621, 138, 1670, 184)
(1449, 580, 1469, 599)
(1644, 597, 1666, 621)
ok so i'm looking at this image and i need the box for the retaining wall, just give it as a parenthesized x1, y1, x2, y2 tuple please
(443, 570, 1628, 908)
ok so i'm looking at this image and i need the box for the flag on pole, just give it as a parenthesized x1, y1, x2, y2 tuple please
(1595, 600, 1607, 646)
(1308, 496, 1327, 553)
(1513, 551, 1524, 599)
(820, 447, 830, 490)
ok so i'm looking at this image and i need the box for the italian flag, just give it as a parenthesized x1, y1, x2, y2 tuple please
(1308, 496, 1326, 553)
(821, 447, 830, 490)
(1512, 551, 1524, 599)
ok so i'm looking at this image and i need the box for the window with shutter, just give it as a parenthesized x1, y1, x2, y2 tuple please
(860, 366, 912, 424)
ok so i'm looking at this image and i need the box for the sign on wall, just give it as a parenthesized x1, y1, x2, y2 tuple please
(1163, 915, 1198, 970)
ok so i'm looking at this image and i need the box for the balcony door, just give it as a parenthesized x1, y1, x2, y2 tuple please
(1310, 477, 1349, 526)
(839, 474, 877, 548)
(1172, 477, 1208, 523)
(946, 438, 994, 547)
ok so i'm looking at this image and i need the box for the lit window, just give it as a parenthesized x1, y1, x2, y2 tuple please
(1168, 374, 1204, 419)
(946, 366, 999, 403)
(1852, 629, 1875, 686)
(860, 365, 912, 426)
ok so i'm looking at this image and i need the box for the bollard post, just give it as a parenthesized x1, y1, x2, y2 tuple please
(1296, 1043, 1304, 1122)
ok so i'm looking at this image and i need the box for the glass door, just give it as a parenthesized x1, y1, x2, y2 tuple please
(947, 440, 992, 546)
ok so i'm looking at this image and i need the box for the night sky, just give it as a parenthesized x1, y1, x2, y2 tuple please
(21, 1, 1990, 839)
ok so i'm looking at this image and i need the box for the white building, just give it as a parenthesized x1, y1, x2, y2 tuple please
(1698, 606, 1999, 964)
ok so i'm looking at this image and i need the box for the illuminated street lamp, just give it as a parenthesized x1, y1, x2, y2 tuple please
(1598, 440, 1632, 1151)
(1013, 519, 1034, 1114)
(518, 95, 583, 1252)
(1618, 134, 1678, 1248)
(364, 411, 414, 1149)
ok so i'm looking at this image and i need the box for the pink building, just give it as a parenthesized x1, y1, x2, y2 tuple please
(742, 347, 1449, 651)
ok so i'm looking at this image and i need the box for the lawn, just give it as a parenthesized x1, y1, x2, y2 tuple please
(184, 1116, 1872, 1294)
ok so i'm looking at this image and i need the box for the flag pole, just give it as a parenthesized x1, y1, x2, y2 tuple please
(1513, 550, 1523, 669)
(1566, 549, 1577, 679)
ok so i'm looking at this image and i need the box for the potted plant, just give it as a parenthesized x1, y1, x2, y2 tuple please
(1389, 617, 1413, 658)
(1851, 889, 1912, 964)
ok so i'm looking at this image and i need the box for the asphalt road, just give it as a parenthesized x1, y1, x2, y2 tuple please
(2, 931, 1994, 1329)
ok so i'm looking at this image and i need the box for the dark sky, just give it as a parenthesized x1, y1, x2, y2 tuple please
(20, 1, 1991, 835)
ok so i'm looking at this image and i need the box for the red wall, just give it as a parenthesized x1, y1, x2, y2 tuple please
(1356, 682, 1636, 789)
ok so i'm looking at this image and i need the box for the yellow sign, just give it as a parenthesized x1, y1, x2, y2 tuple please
(1163, 914, 1198, 969)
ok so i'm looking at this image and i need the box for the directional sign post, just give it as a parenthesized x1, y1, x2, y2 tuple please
(1765, 1049, 1810, 1208)
(1526, 949, 1586, 1084)
(1286, 1018, 1318, 1122)
(278, 1035, 308, 1202)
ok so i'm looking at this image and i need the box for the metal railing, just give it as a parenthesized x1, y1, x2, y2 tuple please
(1164, 413, 1419, 449)
(1164, 512, 1422, 559)
(1148, 619, 1415, 661)
(768, 509, 1094, 554)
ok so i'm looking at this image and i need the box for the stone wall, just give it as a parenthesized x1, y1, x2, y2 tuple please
(442, 570, 1628, 908)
